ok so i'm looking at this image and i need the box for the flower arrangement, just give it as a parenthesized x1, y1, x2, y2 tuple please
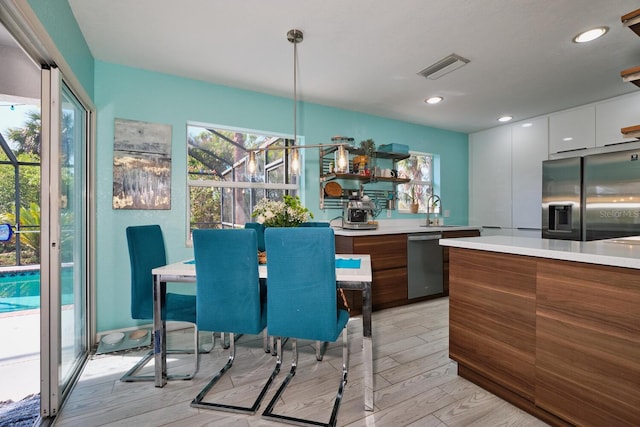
(252, 195, 313, 227)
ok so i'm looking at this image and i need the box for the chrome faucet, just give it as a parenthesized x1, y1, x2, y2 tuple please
(426, 194, 441, 226)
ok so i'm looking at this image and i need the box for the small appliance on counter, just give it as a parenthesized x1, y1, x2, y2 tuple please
(342, 197, 378, 230)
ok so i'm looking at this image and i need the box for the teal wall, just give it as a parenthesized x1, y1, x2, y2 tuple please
(95, 61, 468, 331)
(27, 1, 469, 332)
(27, 0, 94, 99)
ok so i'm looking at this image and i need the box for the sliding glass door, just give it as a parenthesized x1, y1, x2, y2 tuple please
(40, 67, 90, 417)
(0, 2, 95, 421)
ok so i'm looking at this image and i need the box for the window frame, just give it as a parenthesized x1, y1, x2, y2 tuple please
(396, 151, 434, 213)
(185, 121, 299, 244)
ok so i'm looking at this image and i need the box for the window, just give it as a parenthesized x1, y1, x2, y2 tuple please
(186, 122, 298, 238)
(396, 152, 434, 212)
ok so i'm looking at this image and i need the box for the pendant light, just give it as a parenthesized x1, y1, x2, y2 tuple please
(336, 145, 348, 173)
(287, 29, 303, 175)
(291, 148, 300, 174)
(248, 151, 257, 175)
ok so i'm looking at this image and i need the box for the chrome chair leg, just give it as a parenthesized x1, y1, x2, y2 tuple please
(316, 340, 328, 361)
(263, 329, 270, 353)
(199, 331, 216, 353)
(262, 329, 349, 427)
(121, 324, 200, 382)
(190, 332, 281, 414)
(221, 332, 229, 349)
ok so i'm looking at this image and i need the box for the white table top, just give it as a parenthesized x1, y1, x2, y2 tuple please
(439, 235, 640, 269)
(153, 254, 372, 282)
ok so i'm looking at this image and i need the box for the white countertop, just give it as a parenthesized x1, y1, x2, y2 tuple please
(439, 235, 640, 270)
(331, 219, 480, 236)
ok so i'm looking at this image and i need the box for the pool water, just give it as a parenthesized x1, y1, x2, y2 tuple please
(0, 269, 74, 313)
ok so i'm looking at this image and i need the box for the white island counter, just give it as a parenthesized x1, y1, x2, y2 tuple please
(439, 234, 640, 269)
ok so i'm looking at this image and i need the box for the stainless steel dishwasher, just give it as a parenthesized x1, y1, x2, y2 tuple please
(407, 233, 443, 299)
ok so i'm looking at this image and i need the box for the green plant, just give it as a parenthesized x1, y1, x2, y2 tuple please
(359, 139, 375, 156)
(410, 186, 417, 204)
(399, 185, 419, 207)
(0, 202, 41, 254)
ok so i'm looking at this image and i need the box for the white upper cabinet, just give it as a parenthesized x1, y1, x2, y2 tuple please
(469, 126, 512, 228)
(595, 92, 640, 147)
(549, 106, 595, 154)
(511, 117, 548, 230)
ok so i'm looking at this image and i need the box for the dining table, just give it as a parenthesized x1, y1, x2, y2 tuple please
(151, 254, 374, 411)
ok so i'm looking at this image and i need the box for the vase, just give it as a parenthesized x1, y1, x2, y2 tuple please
(410, 203, 419, 214)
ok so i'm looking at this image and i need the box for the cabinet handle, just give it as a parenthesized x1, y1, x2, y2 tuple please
(408, 234, 442, 241)
(556, 147, 587, 153)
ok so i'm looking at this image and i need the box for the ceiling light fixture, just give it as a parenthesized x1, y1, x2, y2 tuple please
(572, 26, 609, 43)
(498, 116, 513, 123)
(425, 96, 443, 104)
(287, 28, 303, 176)
(418, 53, 470, 80)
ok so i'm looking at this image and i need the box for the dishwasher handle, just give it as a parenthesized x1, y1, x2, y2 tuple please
(407, 233, 442, 241)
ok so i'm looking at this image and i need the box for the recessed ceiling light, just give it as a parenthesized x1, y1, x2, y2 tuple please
(425, 96, 443, 104)
(563, 137, 573, 141)
(521, 123, 533, 128)
(498, 116, 513, 123)
(573, 26, 609, 43)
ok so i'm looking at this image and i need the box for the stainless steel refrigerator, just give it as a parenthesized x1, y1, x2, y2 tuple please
(542, 148, 640, 241)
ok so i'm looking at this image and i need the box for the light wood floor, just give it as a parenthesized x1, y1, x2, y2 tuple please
(53, 298, 548, 426)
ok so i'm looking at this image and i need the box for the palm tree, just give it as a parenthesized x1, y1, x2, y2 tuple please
(7, 111, 41, 155)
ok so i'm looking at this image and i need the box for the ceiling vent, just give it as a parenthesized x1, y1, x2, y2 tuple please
(418, 54, 470, 80)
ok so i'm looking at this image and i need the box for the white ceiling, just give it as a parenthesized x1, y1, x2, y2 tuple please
(63, 0, 640, 133)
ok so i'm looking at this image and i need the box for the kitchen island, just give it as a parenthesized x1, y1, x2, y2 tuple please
(332, 221, 480, 313)
(440, 235, 640, 427)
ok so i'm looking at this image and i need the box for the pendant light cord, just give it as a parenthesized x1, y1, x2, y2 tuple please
(287, 29, 303, 174)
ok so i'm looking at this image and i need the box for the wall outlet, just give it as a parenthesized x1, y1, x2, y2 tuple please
(444, 209, 450, 217)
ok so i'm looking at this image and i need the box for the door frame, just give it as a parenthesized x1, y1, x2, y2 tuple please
(0, 0, 97, 419)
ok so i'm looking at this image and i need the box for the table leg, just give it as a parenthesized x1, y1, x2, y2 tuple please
(153, 275, 167, 387)
(362, 281, 373, 411)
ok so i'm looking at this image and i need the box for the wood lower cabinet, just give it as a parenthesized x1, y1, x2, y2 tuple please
(536, 260, 640, 427)
(449, 247, 640, 427)
(441, 229, 480, 296)
(336, 229, 480, 314)
(448, 248, 537, 402)
(336, 233, 407, 314)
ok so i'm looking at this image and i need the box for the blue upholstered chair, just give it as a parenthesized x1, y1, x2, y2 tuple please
(262, 227, 349, 427)
(121, 225, 199, 382)
(190, 229, 276, 414)
(297, 221, 332, 359)
(244, 222, 266, 252)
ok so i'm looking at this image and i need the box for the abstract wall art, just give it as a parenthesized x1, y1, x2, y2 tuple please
(112, 118, 172, 210)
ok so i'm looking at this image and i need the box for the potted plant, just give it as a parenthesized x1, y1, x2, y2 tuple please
(405, 185, 419, 214)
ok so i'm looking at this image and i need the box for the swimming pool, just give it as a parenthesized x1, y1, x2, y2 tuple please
(0, 268, 74, 313)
